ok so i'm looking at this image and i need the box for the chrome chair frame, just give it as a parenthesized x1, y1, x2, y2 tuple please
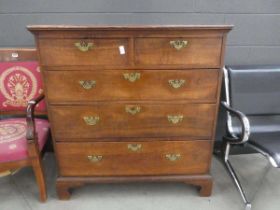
(221, 67, 280, 210)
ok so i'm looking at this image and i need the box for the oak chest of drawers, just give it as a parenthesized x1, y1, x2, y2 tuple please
(28, 25, 232, 199)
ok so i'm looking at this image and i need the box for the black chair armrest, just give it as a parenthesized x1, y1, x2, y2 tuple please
(221, 101, 251, 144)
(26, 93, 45, 141)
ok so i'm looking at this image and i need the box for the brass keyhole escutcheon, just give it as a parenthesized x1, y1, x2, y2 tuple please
(75, 41, 94, 52)
(83, 116, 100, 126)
(87, 155, 103, 162)
(127, 144, 142, 152)
(167, 115, 184, 124)
(79, 80, 96, 90)
(168, 79, 185, 89)
(170, 40, 188, 50)
(165, 154, 181, 161)
(125, 105, 141, 115)
(123, 72, 141, 82)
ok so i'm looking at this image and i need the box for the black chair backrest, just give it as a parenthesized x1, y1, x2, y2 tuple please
(225, 66, 280, 134)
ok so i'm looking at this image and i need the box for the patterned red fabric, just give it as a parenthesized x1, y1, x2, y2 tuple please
(0, 61, 46, 112)
(0, 118, 49, 163)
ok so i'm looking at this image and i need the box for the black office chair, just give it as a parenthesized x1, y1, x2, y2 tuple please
(221, 66, 280, 210)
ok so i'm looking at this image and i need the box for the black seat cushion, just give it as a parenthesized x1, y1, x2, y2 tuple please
(231, 115, 280, 134)
(249, 132, 280, 167)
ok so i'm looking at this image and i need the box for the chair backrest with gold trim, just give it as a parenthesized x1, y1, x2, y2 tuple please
(0, 48, 46, 116)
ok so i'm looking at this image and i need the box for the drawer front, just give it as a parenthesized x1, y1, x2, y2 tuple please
(39, 38, 129, 66)
(56, 140, 212, 176)
(135, 37, 222, 67)
(49, 103, 215, 139)
(44, 69, 219, 103)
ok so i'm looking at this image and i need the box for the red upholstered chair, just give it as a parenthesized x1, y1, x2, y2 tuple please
(0, 48, 49, 202)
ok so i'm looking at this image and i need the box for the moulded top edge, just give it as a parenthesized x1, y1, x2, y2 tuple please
(27, 24, 233, 32)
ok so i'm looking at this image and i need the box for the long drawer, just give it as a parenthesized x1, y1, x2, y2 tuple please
(38, 38, 129, 66)
(44, 69, 219, 103)
(49, 103, 216, 139)
(56, 140, 212, 176)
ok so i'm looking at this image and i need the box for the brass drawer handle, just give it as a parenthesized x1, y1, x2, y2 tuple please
(165, 154, 181, 161)
(170, 40, 188, 50)
(167, 115, 184, 124)
(87, 155, 102, 162)
(125, 105, 141, 115)
(75, 41, 94, 52)
(79, 80, 96, 90)
(127, 143, 142, 152)
(168, 79, 185, 89)
(83, 116, 100, 125)
(123, 72, 141, 82)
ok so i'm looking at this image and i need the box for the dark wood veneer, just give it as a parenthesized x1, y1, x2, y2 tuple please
(28, 25, 232, 200)
(135, 37, 222, 67)
(39, 38, 129, 66)
(49, 103, 216, 139)
(44, 69, 219, 102)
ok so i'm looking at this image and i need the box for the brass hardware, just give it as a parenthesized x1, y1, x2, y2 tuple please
(167, 115, 184, 124)
(168, 79, 185, 89)
(125, 105, 141, 115)
(127, 143, 142, 152)
(83, 116, 100, 125)
(87, 155, 103, 162)
(75, 41, 94, 52)
(123, 72, 141, 82)
(170, 40, 188, 50)
(165, 154, 181, 161)
(79, 80, 96, 90)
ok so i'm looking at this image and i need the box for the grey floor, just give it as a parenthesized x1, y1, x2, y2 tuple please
(0, 153, 279, 210)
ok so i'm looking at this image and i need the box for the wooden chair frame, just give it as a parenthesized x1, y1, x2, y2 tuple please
(0, 48, 48, 202)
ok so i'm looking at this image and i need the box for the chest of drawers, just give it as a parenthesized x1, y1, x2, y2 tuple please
(28, 25, 232, 200)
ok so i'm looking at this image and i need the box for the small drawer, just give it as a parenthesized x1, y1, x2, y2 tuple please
(135, 37, 222, 68)
(44, 69, 219, 103)
(39, 38, 129, 66)
(56, 140, 212, 176)
(49, 103, 216, 140)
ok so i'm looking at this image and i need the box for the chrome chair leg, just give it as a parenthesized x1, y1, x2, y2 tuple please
(222, 142, 252, 210)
